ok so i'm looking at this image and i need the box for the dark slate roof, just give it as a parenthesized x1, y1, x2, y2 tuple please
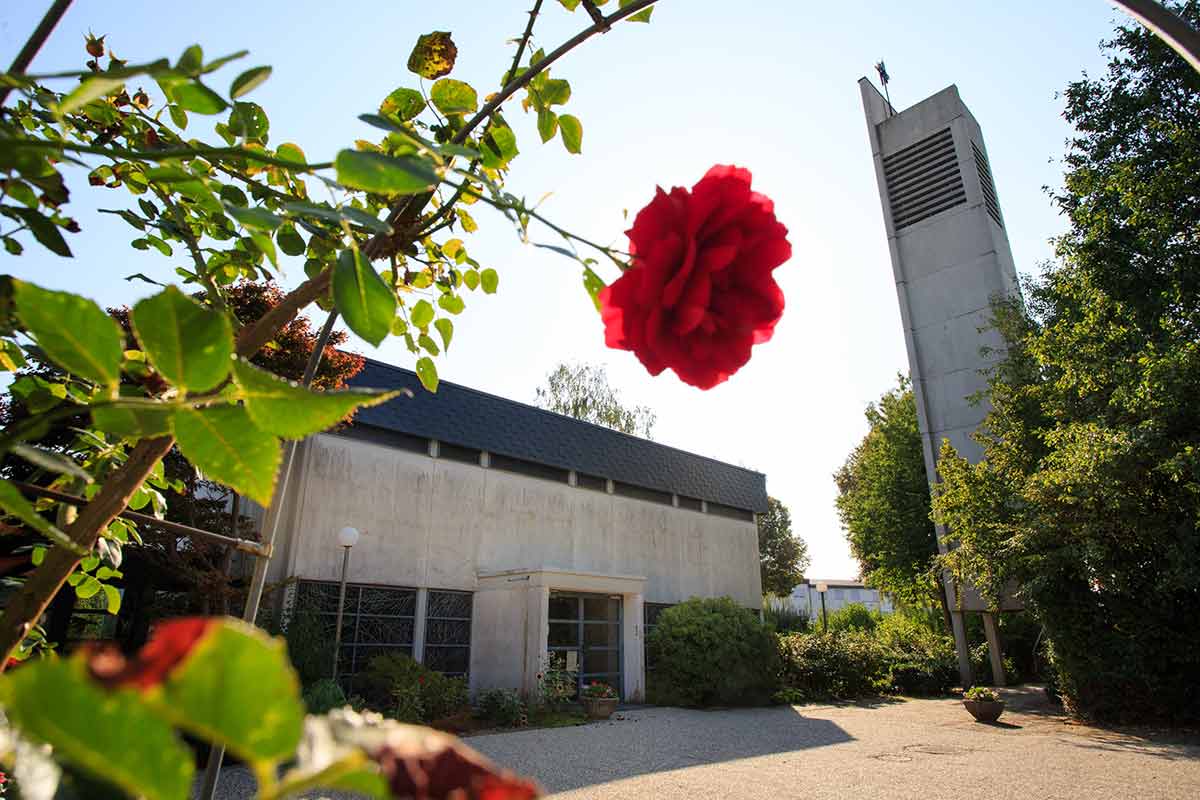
(346, 358, 769, 512)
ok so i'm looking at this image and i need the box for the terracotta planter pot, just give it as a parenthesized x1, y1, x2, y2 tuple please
(581, 696, 618, 720)
(963, 699, 1005, 723)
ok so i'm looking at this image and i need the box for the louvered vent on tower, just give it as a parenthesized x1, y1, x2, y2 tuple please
(883, 127, 965, 230)
(971, 141, 1003, 228)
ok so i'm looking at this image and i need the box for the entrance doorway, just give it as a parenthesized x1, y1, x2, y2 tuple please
(548, 591, 622, 698)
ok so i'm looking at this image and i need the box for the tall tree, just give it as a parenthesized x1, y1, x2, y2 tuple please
(757, 496, 809, 597)
(834, 376, 945, 612)
(535, 362, 656, 438)
(934, 1, 1200, 723)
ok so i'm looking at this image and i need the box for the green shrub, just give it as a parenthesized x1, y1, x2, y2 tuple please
(477, 688, 526, 727)
(824, 603, 884, 634)
(646, 597, 779, 707)
(874, 614, 957, 695)
(260, 600, 334, 690)
(777, 631, 889, 701)
(361, 653, 469, 723)
(302, 678, 347, 714)
(970, 641, 1020, 686)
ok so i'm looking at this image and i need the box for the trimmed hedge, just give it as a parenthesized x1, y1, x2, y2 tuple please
(646, 597, 778, 707)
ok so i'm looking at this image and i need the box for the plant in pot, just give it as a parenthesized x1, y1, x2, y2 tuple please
(963, 686, 1005, 723)
(580, 681, 620, 720)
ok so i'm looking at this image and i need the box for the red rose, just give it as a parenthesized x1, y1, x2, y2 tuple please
(599, 165, 790, 389)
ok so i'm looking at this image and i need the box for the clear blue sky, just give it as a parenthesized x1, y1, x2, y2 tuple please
(1, 1, 1122, 577)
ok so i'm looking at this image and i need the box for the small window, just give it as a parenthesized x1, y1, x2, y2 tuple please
(489, 453, 568, 483)
(612, 482, 673, 506)
(677, 495, 703, 512)
(338, 424, 428, 455)
(424, 590, 472, 677)
(707, 502, 755, 522)
(438, 441, 480, 465)
(576, 472, 607, 493)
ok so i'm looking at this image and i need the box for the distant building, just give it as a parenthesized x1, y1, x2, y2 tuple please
(263, 358, 767, 702)
(783, 579, 895, 621)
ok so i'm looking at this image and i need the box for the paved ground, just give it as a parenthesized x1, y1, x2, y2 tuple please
(468, 687, 1200, 800)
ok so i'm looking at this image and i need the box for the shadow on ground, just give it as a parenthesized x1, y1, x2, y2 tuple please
(468, 705, 852, 794)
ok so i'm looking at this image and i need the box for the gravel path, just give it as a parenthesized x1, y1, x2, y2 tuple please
(199, 687, 1200, 799)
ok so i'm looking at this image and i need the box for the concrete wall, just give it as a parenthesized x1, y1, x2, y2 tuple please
(271, 432, 761, 606)
(269, 432, 760, 696)
(783, 582, 895, 620)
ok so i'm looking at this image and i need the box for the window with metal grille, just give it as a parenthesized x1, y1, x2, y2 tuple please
(883, 127, 966, 230)
(424, 590, 473, 677)
(677, 495, 703, 512)
(971, 141, 1003, 227)
(337, 424, 429, 455)
(612, 481, 673, 506)
(438, 441, 480, 465)
(575, 472, 607, 492)
(295, 580, 416, 694)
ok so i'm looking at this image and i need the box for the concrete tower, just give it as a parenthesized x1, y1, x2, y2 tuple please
(859, 79, 1021, 685)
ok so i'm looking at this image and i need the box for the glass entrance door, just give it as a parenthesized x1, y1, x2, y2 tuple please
(548, 592, 622, 698)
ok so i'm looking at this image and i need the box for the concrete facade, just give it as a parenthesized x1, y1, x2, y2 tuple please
(782, 580, 896, 621)
(860, 80, 1023, 682)
(267, 430, 762, 701)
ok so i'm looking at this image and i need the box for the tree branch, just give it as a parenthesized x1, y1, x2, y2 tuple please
(0, 0, 73, 107)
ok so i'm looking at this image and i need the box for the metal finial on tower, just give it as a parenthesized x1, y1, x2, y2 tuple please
(874, 60, 894, 115)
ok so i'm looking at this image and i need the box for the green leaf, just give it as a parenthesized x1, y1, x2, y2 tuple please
(537, 108, 558, 143)
(437, 293, 465, 315)
(430, 78, 478, 115)
(13, 281, 121, 389)
(131, 285, 234, 394)
(75, 574, 102, 599)
(582, 265, 607, 311)
(279, 753, 389, 799)
(228, 101, 269, 142)
(463, 269, 480, 290)
(102, 583, 122, 614)
(12, 443, 92, 483)
(249, 231, 278, 268)
(58, 74, 125, 115)
(232, 359, 400, 439)
(0, 658, 194, 800)
(334, 150, 439, 196)
(230, 66, 272, 98)
(559, 114, 583, 154)
(558, 0, 582, 9)
(168, 103, 189, 129)
(173, 405, 281, 505)
(276, 141, 306, 165)
(455, 207, 478, 232)
(277, 223, 306, 256)
(154, 619, 305, 763)
(407, 31, 458, 80)
(541, 78, 571, 105)
(0, 479, 82, 554)
(380, 87, 427, 121)
(92, 404, 174, 439)
(201, 49, 249, 74)
(171, 80, 227, 114)
(481, 268, 499, 294)
(332, 249, 397, 346)
(620, 0, 654, 22)
(8, 206, 71, 257)
(480, 125, 519, 169)
(418, 333, 439, 356)
(0, 339, 26, 371)
(177, 44, 204, 75)
(415, 356, 438, 392)
(226, 203, 282, 231)
(411, 298, 435, 328)
(220, 184, 248, 207)
(434, 317, 454, 350)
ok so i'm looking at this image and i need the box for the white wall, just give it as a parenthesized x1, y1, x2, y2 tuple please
(273, 433, 762, 607)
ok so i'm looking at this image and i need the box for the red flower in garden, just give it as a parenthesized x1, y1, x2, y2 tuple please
(87, 617, 213, 690)
(599, 165, 791, 389)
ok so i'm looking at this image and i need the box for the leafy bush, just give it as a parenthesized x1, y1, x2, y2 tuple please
(302, 678, 347, 714)
(964, 686, 1000, 703)
(970, 641, 1019, 686)
(825, 603, 884, 634)
(776, 631, 889, 701)
(478, 688, 526, 727)
(646, 597, 779, 707)
(874, 614, 958, 695)
(537, 653, 577, 711)
(361, 653, 469, 724)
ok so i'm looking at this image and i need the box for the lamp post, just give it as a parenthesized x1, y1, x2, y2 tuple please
(331, 526, 360, 680)
(816, 582, 829, 632)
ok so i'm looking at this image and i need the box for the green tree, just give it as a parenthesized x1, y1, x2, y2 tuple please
(834, 377, 943, 612)
(757, 496, 809, 597)
(535, 361, 656, 438)
(933, 1, 1200, 723)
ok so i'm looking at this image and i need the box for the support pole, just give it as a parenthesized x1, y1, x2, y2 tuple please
(332, 546, 351, 679)
(982, 611, 1006, 687)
